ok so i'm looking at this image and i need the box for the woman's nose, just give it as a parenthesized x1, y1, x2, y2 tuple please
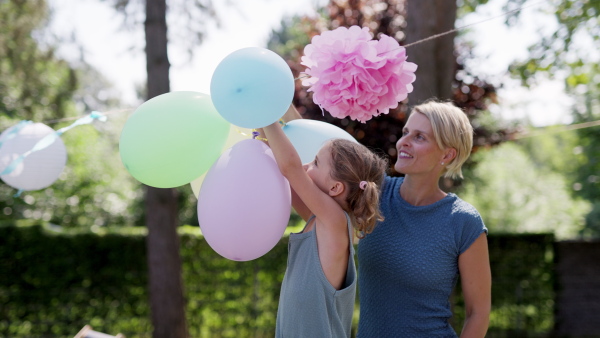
(397, 136, 408, 148)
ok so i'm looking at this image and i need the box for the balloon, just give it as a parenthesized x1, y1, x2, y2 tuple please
(0, 122, 67, 191)
(210, 47, 295, 129)
(190, 125, 253, 198)
(282, 119, 357, 164)
(198, 139, 291, 261)
(119, 91, 229, 188)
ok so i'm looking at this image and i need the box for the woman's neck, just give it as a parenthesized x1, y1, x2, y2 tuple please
(400, 175, 447, 206)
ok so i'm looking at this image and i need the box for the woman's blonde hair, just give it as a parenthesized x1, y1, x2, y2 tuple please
(327, 139, 388, 238)
(412, 100, 474, 179)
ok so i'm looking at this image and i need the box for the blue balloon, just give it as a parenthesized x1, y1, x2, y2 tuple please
(210, 47, 295, 129)
(282, 119, 358, 164)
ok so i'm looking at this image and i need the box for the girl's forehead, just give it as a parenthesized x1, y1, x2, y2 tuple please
(318, 142, 332, 156)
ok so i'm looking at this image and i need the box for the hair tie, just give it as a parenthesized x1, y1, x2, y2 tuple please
(359, 181, 368, 190)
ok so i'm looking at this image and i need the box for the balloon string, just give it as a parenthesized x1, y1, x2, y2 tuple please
(251, 129, 268, 142)
(295, 74, 310, 80)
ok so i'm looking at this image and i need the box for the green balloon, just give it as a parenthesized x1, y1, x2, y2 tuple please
(119, 91, 230, 188)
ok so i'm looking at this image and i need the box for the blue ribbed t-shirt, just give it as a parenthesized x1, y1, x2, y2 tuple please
(357, 176, 487, 337)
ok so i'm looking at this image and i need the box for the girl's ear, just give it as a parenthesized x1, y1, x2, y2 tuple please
(329, 181, 345, 197)
(442, 147, 457, 163)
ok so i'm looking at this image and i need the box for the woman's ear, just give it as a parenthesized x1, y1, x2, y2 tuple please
(442, 148, 457, 164)
(329, 181, 345, 197)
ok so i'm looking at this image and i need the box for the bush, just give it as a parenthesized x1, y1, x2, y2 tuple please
(0, 222, 554, 337)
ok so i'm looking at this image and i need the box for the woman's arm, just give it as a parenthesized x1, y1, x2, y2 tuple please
(458, 233, 491, 338)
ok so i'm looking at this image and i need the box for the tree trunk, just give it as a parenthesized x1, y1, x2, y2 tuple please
(144, 0, 188, 337)
(405, 0, 457, 105)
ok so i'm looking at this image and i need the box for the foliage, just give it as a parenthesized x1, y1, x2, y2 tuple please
(0, 222, 288, 337)
(508, 0, 600, 88)
(0, 0, 77, 125)
(501, 0, 600, 236)
(460, 142, 591, 238)
(0, 221, 556, 337)
(267, 0, 515, 178)
(0, 0, 143, 229)
(1, 221, 556, 337)
(100, 0, 220, 61)
(454, 234, 555, 336)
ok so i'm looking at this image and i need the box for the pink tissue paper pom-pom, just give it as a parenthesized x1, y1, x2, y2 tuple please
(301, 25, 418, 123)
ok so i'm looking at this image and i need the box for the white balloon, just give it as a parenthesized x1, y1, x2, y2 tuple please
(0, 123, 67, 191)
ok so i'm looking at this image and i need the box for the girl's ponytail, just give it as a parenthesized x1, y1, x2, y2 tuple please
(328, 139, 387, 239)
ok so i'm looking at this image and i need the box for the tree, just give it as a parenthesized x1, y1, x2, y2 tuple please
(268, 0, 512, 183)
(0, 0, 138, 229)
(143, 1, 187, 337)
(503, 0, 600, 236)
(101, 0, 226, 335)
(405, 0, 457, 104)
(0, 0, 76, 125)
(460, 142, 591, 238)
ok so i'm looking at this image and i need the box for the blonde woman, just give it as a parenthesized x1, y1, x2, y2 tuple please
(356, 100, 491, 337)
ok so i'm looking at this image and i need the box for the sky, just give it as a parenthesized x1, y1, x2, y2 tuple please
(48, 0, 573, 127)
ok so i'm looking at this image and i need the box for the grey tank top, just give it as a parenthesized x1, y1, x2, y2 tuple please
(275, 212, 357, 338)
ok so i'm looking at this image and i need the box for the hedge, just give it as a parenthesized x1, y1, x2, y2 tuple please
(0, 221, 554, 337)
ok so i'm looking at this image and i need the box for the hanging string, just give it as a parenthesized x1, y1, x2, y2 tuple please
(0, 120, 32, 149)
(43, 108, 133, 125)
(0, 112, 107, 177)
(403, 0, 547, 49)
(513, 119, 600, 139)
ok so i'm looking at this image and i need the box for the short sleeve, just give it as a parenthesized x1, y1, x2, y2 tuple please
(458, 205, 488, 255)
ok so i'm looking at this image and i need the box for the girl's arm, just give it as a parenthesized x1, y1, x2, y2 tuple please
(458, 233, 491, 338)
(257, 105, 311, 220)
(262, 122, 346, 229)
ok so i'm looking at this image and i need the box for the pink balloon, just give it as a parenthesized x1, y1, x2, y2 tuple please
(197, 139, 291, 261)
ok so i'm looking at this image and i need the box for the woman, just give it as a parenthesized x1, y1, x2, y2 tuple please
(356, 100, 491, 337)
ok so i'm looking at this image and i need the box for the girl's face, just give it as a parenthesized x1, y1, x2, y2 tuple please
(394, 112, 446, 176)
(303, 143, 336, 195)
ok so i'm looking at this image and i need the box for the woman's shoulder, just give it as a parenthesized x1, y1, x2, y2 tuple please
(382, 174, 403, 189)
(448, 194, 482, 217)
(447, 194, 487, 234)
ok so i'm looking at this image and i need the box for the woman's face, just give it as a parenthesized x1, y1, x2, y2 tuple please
(394, 112, 446, 176)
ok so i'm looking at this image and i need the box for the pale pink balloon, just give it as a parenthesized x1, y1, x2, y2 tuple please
(197, 139, 291, 261)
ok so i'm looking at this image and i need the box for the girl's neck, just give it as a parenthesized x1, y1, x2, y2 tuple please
(400, 175, 447, 207)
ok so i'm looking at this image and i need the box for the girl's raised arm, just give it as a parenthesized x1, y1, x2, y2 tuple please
(262, 122, 346, 230)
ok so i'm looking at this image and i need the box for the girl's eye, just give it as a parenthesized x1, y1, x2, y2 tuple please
(401, 130, 408, 136)
(416, 134, 425, 140)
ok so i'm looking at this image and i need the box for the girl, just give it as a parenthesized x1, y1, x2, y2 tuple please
(261, 121, 387, 338)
